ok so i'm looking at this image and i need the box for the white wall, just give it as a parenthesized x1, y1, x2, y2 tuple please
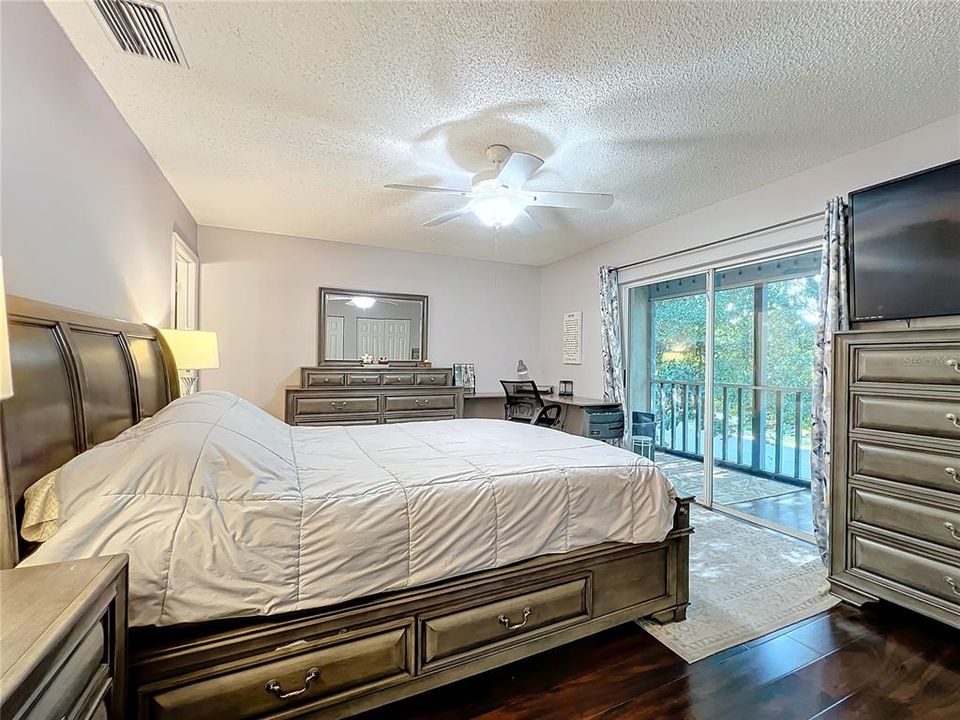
(539, 115, 960, 399)
(199, 226, 541, 417)
(0, 2, 197, 326)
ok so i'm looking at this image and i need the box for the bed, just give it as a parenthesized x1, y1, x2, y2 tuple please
(0, 296, 692, 720)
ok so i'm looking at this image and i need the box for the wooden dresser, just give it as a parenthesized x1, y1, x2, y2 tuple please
(0, 555, 128, 719)
(285, 366, 463, 426)
(829, 327, 960, 628)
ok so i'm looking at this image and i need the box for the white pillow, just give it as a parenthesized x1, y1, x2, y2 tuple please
(21, 469, 61, 542)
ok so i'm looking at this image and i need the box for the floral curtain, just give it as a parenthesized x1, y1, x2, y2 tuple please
(599, 266, 626, 447)
(811, 197, 850, 565)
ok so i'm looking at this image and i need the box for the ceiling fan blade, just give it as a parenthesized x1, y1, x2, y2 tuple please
(496, 152, 544, 189)
(526, 190, 614, 210)
(512, 209, 542, 234)
(422, 207, 471, 227)
(385, 183, 469, 196)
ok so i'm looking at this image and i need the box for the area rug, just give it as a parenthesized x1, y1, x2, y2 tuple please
(638, 505, 839, 663)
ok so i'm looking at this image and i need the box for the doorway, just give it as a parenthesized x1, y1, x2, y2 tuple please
(626, 248, 821, 540)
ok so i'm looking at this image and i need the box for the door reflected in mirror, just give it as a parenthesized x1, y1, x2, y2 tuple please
(320, 288, 428, 363)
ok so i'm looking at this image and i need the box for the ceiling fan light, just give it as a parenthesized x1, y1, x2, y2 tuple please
(469, 194, 527, 227)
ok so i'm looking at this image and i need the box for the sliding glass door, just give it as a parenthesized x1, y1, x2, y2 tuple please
(625, 249, 821, 539)
(627, 273, 708, 501)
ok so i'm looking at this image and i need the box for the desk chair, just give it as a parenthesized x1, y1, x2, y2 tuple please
(500, 380, 562, 429)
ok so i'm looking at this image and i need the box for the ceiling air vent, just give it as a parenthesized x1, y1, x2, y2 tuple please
(92, 0, 186, 65)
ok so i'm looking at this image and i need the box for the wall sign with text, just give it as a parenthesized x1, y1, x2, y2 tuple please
(562, 311, 582, 365)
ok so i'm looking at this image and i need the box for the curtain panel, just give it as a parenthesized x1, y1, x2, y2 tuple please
(599, 266, 626, 447)
(811, 197, 850, 564)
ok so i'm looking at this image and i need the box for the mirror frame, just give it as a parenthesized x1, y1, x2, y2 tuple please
(317, 287, 429, 366)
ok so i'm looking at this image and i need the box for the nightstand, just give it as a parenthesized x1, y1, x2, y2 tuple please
(0, 555, 128, 720)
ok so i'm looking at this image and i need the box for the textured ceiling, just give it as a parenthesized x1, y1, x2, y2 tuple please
(45, 1, 960, 265)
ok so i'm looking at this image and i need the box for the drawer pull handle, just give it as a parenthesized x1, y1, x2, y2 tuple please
(947, 467, 959, 482)
(945, 522, 960, 541)
(266, 667, 320, 700)
(948, 413, 960, 429)
(330, 401, 347, 410)
(946, 577, 960, 597)
(949, 358, 960, 373)
(498, 607, 532, 631)
(416, 399, 429, 407)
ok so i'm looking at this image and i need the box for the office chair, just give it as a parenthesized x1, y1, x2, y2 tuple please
(500, 380, 563, 429)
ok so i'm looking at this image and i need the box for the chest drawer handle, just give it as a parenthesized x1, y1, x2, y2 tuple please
(416, 399, 429, 407)
(944, 522, 960, 541)
(947, 467, 958, 482)
(266, 667, 320, 700)
(946, 577, 960, 597)
(948, 358, 959, 373)
(948, 413, 960, 429)
(498, 607, 532, 631)
(330, 401, 347, 410)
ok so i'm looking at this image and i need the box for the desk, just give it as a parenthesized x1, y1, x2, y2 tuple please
(462, 392, 622, 437)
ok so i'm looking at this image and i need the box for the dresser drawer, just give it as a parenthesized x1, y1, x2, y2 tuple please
(303, 371, 346, 388)
(385, 394, 456, 413)
(294, 417, 381, 427)
(385, 412, 457, 423)
(346, 373, 382, 386)
(147, 622, 413, 720)
(852, 393, 960, 442)
(415, 372, 449, 386)
(382, 373, 415, 385)
(852, 441, 960, 494)
(851, 487, 960, 551)
(854, 345, 960, 387)
(23, 622, 105, 720)
(294, 395, 379, 416)
(420, 577, 590, 669)
(851, 534, 960, 608)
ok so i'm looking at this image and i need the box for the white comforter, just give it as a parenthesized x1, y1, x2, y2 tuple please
(22, 392, 676, 627)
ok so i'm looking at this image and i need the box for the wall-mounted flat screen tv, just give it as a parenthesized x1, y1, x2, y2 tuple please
(849, 159, 960, 321)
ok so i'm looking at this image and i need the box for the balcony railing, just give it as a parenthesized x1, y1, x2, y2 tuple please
(648, 379, 813, 485)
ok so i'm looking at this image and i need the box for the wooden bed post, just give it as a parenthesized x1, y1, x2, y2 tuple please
(649, 495, 694, 625)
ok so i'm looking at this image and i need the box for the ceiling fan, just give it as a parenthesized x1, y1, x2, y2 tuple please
(385, 144, 614, 229)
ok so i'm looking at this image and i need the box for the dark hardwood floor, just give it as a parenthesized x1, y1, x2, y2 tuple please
(356, 603, 960, 719)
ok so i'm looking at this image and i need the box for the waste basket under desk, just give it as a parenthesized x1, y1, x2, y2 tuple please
(462, 392, 623, 438)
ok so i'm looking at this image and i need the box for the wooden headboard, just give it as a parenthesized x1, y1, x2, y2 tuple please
(0, 296, 180, 568)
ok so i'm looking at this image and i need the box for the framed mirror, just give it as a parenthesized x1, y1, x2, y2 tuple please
(318, 288, 428, 365)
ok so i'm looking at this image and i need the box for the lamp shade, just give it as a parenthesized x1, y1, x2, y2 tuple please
(159, 329, 220, 371)
(0, 258, 12, 400)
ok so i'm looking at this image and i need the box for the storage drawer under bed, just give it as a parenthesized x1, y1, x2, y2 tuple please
(144, 621, 413, 720)
(419, 576, 591, 670)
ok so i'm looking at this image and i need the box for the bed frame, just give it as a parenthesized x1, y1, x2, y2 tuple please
(0, 297, 692, 720)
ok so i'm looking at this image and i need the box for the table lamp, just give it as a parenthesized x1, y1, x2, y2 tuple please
(159, 329, 219, 395)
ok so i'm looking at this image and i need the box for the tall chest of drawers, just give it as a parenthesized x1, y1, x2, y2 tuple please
(829, 327, 960, 628)
(285, 366, 464, 426)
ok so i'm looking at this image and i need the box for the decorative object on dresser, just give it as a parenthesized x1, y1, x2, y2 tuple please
(318, 287, 428, 364)
(285, 366, 463, 426)
(0, 555, 128, 719)
(158, 328, 220, 395)
(828, 326, 960, 629)
(452, 363, 476, 393)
